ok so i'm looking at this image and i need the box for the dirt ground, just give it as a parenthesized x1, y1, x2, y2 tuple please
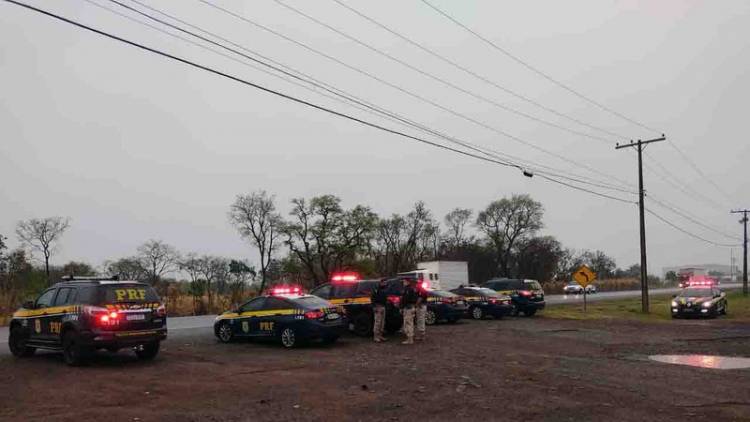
(1, 316, 749, 422)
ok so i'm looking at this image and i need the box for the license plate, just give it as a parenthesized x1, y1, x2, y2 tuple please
(126, 314, 146, 321)
(456, 301, 464, 305)
(326, 313, 340, 320)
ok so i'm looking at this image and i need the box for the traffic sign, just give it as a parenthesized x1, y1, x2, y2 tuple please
(573, 265, 597, 287)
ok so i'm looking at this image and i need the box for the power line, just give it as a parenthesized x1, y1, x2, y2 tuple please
(275, 0, 612, 144)
(2, 0, 635, 206)
(419, 0, 661, 135)
(665, 139, 735, 204)
(105, 0, 636, 195)
(328, 0, 627, 143)
(199, 0, 636, 191)
(646, 208, 740, 248)
(647, 195, 742, 242)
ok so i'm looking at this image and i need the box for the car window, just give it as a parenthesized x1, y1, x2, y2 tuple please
(53, 288, 72, 306)
(311, 284, 331, 299)
(240, 298, 265, 312)
(524, 280, 542, 290)
(355, 281, 378, 296)
(263, 297, 291, 310)
(77, 286, 98, 305)
(36, 289, 57, 308)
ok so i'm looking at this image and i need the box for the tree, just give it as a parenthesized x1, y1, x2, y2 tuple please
(282, 195, 378, 285)
(443, 208, 473, 251)
(665, 271, 678, 282)
(136, 240, 179, 287)
(105, 257, 148, 281)
(0, 233, 7, 274)
(229, 190, 282, 294)
(16, 217, 71, 285)
(373, 202, 436, 275)
(584, 250, 617, 279)
(476, 195, 543, 277)
(60, 261, 96, 277)
(180, 254, 229, 312)
(513, 236, 564, 282)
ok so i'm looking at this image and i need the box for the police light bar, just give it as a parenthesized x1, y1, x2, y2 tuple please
(270, 286, 303, 296)
(420, 281, 430, 290)
(331, 272, 360, 282)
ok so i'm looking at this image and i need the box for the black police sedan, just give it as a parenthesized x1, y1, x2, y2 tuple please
(449, 286, 513, 320)
(424, 289, 468, 325)
(671, 286, 728, 318)
(214, 290, 346, 348)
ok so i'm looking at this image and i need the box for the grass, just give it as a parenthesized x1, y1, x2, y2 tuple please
(542, 291, 750, 322)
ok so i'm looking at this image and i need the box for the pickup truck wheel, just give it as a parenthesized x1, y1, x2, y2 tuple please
(135, 342, 160, 360)
(62, 331, 89, 366)
(8, 326, 36, 358)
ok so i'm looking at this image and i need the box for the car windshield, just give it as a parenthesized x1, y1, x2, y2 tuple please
(681, 288, 712, 297)
(524, 281, 542, 290)
(473, 288, 499, 297)
(429, 290, 457, 298)
(292, 296, 332, 310)
(101, 284, 160, 304)
(331, 281, 377, 297)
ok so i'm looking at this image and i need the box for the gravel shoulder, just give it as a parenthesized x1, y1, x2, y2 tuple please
(1, 316, 749, 421)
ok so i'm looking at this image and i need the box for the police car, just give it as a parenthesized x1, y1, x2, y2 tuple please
(424, 289, 468, 325)
(310, 273, 403, 336)
(8, 276, 167, 366)
(214, 287, 346, 348)
(481, 278, 546, 316)
(449, 285, 513, 320)
(671, 284, 728, 318)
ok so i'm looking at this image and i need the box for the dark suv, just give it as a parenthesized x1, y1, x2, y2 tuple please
(482, 278, 546, 316)
(8, 277, 167, 365)
(310, 279, 402, 336)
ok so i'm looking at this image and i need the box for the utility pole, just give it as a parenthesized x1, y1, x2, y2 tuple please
(731, 209, 749, 296)
(616, 135, 666, 313)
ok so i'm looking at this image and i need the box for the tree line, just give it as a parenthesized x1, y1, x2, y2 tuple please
(1, 193, 651, 315)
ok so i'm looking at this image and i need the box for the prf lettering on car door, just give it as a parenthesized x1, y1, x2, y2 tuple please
(114, 289, 147, 301)
(259, 321, 275, 331)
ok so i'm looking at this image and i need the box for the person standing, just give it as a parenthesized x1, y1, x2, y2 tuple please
(371, 278, 388, 342)
(415, 281, 428, 341)
(401, 278, 419, 345)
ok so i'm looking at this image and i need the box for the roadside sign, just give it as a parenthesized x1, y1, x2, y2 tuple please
(573, 265, 596, 287)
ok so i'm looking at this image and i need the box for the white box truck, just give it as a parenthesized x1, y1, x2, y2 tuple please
(407, 261, 468, 291)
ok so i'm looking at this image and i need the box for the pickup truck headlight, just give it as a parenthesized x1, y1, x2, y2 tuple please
(671, 300, 677, 307)
(702, 301, 712, 308)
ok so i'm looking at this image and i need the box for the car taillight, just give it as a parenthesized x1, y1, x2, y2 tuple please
(387, 296, 401, 306)
(488, 298, 498, 304)
(519, 290, 532, 297)
(85, 306, 120, 326)
(305, 310, 325, 320)
(155, 304, 167, 317)
(441, 298, 453, 304)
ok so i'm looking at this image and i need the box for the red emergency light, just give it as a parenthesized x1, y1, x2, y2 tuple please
(686, 275, 717, 287)
(420, 281, 430, 290)
(331, 272, 360, 283)
(270, 286, 303, 296)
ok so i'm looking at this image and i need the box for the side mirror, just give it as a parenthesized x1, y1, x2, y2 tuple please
(23, 300, 35, 309)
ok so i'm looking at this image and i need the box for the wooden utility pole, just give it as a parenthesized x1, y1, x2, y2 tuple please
(616, 136, 666, 313)
(731, 209, 749, 296)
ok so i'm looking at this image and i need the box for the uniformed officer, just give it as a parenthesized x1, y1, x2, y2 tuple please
(415, 281, 428, 341)
(371, 278, 389, 342)
(401, 277, 419, 345)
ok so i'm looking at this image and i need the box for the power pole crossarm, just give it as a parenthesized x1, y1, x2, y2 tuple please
(730, 209, 749, 296)
(616, 135, 666, 313)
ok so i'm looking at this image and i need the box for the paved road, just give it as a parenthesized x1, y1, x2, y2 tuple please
(1, 283, 743, 345)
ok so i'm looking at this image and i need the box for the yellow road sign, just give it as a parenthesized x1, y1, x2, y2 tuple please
(573, 265, 597, 287)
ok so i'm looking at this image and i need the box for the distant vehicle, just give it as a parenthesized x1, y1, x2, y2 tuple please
(585, 284, 597, 294)
(310, 273, 402, 336)
(424, 289, 468, 325)
(449, 286, 512, 320)
(671, 285, 727, 319)
(481, 278, 546, 316)
(214, 287, 346, 348)
(412, 261, 469, 291)
(563, 283, 584, 295)
(8, 276, 167, 366)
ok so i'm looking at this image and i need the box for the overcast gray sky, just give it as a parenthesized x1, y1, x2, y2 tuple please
(1, 0, 748, 276)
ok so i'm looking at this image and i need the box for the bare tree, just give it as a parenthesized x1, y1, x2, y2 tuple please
(444, 208, 473, 251)
(16, 217, 71, 285)
(229, 190, 282, 294)
(476, 194, 543, 277)
(104, 257, 148, 281)
(136, 239, 179, 286)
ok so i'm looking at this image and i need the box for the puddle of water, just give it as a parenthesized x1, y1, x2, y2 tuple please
(649, 355, 750, 370)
